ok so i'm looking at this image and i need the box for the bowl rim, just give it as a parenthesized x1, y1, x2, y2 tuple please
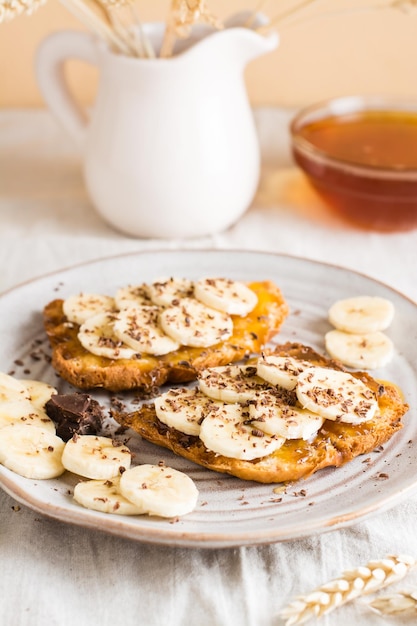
(290, 95, 417, 180)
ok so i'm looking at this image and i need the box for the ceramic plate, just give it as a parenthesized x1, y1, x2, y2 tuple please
(0, 250, 416, 548)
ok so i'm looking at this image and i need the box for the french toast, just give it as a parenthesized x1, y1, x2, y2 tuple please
(43, 281, 289, 392)
(117, 343, 408, 484)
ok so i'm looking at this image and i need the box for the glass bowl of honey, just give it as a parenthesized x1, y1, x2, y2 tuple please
(290, 96, 417, 231)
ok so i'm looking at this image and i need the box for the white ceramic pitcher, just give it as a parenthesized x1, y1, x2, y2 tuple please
(35, 21, 278, 238)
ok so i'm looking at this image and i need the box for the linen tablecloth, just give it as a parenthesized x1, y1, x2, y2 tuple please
(1, 108, 417, 626)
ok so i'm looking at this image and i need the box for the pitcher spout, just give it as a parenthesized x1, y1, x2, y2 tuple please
(177, 12, 278, 69)
(228, 26, 279, 67)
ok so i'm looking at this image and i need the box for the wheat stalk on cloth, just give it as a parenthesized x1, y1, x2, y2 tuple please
(280, 554, 417, 625)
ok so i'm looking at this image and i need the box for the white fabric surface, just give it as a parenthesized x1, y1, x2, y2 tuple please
(1, 108, 417, 626)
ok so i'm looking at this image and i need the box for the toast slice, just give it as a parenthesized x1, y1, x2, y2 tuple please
(116, 342, 408, 484)
(43, 281, 289, 393)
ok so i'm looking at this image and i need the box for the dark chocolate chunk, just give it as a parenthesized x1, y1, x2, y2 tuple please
(45, 393, 104, 442)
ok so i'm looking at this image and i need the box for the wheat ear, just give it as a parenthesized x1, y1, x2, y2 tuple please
(280, 554, 417, 625)
(59, 0, 131, 54)
(0, 0, 46, 23)
(367, 589, 417, 616)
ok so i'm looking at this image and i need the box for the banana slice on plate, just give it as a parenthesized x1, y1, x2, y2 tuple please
(147, 278, 194, 307)
(199, 403, 285, 461)
(78, 312, 139, 360)
(256, 354, 312, 390)
(73, 475, 145, 515)
(0, 424, 65, 479)
(160, 298, 233, 348)
(113, 306, 179, 356)
(249, 390, 324, 440)
(62, 435, 132, 480)
(0, 372, 31, 398)
(19, 380, 57, 409)
(198, 364, 268, 403)
(114, 284, 152, 310)
(194, 277, 257, 316)
(119, 464, 199, 518)
(328, 295, 395, 334)
(296, 366, 378, 425)
(63, 293, 115, 325)
(0, 403, 56, 432)
(325, 329, 394, 370)
(154, 386, 218, 436)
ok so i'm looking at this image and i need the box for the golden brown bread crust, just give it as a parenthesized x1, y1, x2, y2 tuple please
(116, 342, 408, 484)
(43, 281, 289, 392)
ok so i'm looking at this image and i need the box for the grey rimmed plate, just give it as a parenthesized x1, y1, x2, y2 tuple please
(0, 249, 416, 548)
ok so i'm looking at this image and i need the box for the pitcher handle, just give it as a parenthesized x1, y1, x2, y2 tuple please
(35, 31, 99, 148)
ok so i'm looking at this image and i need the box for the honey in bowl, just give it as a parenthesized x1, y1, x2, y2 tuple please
(290, 97, 417, 231)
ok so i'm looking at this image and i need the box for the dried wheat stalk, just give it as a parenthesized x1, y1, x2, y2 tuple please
(280, 554, 417, 625)
(97, 0, 155, 58)
(367, 589, 417, 616)
(256, 0, 417, 33)
(0, 0, 46, 22)
(57, 0, 131, 54)
(160, 0, 223, 58)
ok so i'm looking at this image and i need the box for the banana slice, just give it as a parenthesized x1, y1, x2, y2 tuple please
(160, 298, 233, 348)
(63, 293, 115, 325)
(62, 435, 132, 480)
(328, 295, 395, 334)
(0, 403, 56, 432)
(296, 366, 378, 424)
(73, 476, 145, 515)
(198, 365, 268, 403)
(119, 464, 199, 518)
(19, 380, 57, 409)
(199, 403, 285, 461)
(78, 312, 139, 360)
(0, 424, 65, 479)
(256, 354, 312, 390)
(0, 372, 31, 399)
(0, 372, 28, 392)
(325, 329, 394, 370)
(194, 277, 258, 316)
(114, 284, 152, 310)
(147, 278, 194, 307)
(0, 395, 44, 424)
(113, 306, 179, 356)
(154, 386, 218, 436)
(248, 390, 324, 440)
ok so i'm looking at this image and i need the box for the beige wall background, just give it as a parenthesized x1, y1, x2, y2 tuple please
(1, 0, 417, 109)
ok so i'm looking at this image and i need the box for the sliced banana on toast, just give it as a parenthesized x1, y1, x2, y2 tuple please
(113, 306, 179, 356)
(154, 386, 217, 436)
(147, 278, 194, 307)
(296, 366, 378, 425)
(199, 403, 285, 461)
(249, 390, 324, 440)
(160, 298, 233, 347)
(194, 277, 258, 316)
(256, 354, 312, 390)
(114, 284, 152, 310)
(78, 312, 139, 360)
(63, 293, 115, 325)
(198, 364, 268, 403)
